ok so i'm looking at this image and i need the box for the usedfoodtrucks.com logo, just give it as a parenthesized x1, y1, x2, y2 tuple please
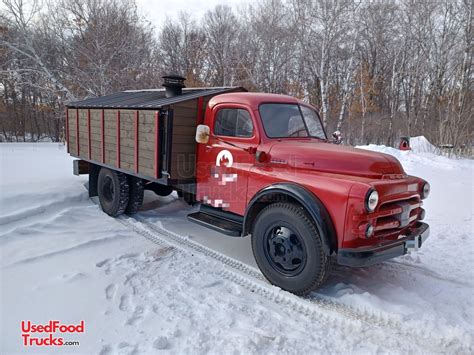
(21, 320, 84, 347)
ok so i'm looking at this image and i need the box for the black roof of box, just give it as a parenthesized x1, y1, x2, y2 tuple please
(67, 87, 246, 109)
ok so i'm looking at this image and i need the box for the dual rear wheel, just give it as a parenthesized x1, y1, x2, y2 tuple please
(97, 167, 193, 216)
(97, 168, 144, 217)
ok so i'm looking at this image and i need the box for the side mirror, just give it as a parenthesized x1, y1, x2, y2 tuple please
(332, 130, 342, 144)
(195, 124, 210, 144)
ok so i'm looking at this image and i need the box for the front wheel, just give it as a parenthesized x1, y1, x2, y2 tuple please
(251, 202, 330, 295)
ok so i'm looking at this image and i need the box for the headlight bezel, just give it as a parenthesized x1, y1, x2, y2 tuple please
(365, 188, 379, 213)
(421, 182, 430, 199)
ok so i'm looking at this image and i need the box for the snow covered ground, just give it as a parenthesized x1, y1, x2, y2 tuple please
(0, 142, 472, 354)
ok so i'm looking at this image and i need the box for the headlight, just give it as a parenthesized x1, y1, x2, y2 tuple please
(421, 182, 430, 199)
(365, 189, 379, 212)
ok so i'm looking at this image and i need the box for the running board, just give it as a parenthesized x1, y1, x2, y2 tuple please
(187, 211, 243, 237)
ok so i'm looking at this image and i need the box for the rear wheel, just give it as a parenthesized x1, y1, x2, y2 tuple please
(126, 176, 144, 215)
(98, 168, 129, 217)
(251, 202, 330, 295)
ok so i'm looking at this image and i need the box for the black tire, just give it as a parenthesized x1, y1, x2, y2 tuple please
(251, 202, 330, 295)
(97, 168, 129, 217)
(125, 176, 144, 215)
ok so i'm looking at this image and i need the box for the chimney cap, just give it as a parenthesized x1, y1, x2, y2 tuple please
(162, 74, 186, 88)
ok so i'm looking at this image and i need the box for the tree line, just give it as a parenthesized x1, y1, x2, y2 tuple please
(1, 0, 472, 154)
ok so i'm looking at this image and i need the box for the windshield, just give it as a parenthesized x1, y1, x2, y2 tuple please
(259, 103, 326, 139)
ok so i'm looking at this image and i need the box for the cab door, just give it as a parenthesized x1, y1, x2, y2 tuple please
(196, 104, 259, 215)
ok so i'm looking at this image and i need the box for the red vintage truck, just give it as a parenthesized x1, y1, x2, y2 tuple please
(67, 75, 430, 295)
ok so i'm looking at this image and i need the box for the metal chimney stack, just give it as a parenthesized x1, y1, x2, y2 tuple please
(162, 74, 186, 98)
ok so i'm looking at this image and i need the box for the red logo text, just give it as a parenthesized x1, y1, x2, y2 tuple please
(21, 320, 84, 347)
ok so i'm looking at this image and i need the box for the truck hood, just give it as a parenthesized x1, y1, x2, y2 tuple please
(267, 140, 405, 178)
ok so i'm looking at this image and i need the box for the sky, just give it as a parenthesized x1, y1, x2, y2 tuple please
(0, 0, 248, 31)
(135, 0, 248, 29)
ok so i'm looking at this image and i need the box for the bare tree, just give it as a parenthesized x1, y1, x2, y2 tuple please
(240, 0, 297, 93)
(48, 0, 160, 97)
(335, 2, 360, 132)
(296, 0, 352, 128)
(202, 5, 239, 86)
(1, 0, 160, 141)
(1, 0, 75, 100)
(159, 12, 206, 85)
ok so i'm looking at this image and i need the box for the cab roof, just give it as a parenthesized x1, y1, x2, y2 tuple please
(208, 92, 311, 110)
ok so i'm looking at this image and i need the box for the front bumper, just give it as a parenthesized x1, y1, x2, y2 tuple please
(337, 222, 430, 267)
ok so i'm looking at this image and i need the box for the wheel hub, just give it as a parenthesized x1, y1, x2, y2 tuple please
(265, 226, 305, 274)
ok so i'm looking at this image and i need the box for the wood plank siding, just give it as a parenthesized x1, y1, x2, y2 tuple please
(66, 91, 236, 183)
(68, 108, 160, 180)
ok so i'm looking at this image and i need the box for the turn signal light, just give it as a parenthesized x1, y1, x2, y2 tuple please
(365, 224, 374, 238)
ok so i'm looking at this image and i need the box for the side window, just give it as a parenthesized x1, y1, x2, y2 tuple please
(214, 109, 253, 138)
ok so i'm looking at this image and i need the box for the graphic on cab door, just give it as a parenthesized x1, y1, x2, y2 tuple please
(213, 149, 238, 186)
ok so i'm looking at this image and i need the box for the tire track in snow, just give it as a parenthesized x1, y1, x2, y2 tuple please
(383, 260, 473, 287)
(0, 192, 87, 226)
(117, 215, 470, 353)
(0, 205, 88, 241)
(4, 234, 130, 268)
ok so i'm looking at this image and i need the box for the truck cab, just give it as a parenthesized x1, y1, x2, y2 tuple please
(191, 92, 430, 294)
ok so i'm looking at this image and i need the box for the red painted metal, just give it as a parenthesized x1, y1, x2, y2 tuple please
(65, 108, 69, 153)
(135, 110, 139, 173)
(101, 109, 105, 163)
(76, 109, 80, 155)
(154, 111, 160, 178)
(116, 110, 121, 168)
(87, 109, 91, 160)
(196, 102, 260, 215)
(197, 97, 204, 124)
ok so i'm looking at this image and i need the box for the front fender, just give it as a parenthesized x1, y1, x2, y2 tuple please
(243, 183, 337, 255)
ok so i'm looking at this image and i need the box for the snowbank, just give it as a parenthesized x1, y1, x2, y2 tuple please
(409, 135, 439, 154)
(357, 141, 473, 172)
